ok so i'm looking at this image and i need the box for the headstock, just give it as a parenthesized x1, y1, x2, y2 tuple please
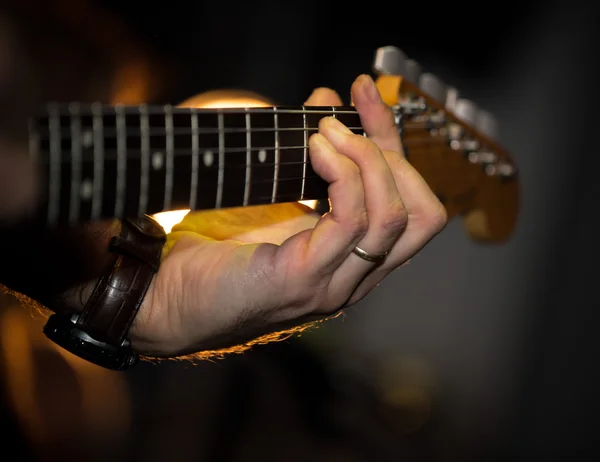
(373, 46, 520, 243)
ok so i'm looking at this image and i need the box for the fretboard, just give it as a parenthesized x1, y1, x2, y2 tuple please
(29, 104, 368, 226)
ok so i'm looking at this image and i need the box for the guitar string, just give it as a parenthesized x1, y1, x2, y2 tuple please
(32, 142, 475, 165)
(41, 106, 360, 115)
(33, 123, 447, 138)
(36, 106, 491, 148)
(34, 125, 495, 158)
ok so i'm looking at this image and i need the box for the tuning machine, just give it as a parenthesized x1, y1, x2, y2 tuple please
(475, 109, 499, 141)
(373, 46, 407, 76)
(404, 59, 422, 85)
(372, 46, 516, 179)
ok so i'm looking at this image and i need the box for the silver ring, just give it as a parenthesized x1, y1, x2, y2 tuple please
(352, 245, 388, 264)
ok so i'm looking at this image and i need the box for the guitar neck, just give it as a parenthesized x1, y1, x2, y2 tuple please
(30, 104, 365, 226)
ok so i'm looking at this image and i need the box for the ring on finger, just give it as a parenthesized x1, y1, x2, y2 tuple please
(352, 245, 388, 264)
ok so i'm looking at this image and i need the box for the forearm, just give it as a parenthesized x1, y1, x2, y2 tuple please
(0, 220, 121, 313)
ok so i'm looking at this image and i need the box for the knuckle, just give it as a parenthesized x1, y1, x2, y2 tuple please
(424, 200, 448, 233)
(340, 160, 363, 187)
(347, 208, 369, 238)
(381, 199, 408, 234)
(353, 134, 379, 154)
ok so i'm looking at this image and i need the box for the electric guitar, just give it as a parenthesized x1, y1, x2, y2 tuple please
(27, 46, 519, 243)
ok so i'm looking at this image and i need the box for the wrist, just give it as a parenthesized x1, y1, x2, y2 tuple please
(42, 216, 166, 370)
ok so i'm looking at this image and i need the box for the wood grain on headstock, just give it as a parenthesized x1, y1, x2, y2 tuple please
(376, 75, 519, 243)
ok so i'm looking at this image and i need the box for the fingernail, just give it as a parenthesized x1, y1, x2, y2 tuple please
(359, 74, 380, 103)
(324, 116, 352, 135)
(310, 133, 335, 155)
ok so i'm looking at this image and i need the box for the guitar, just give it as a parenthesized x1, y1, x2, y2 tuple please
(27, 46, 519, 243)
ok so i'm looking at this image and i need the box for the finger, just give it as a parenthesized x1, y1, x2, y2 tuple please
(354, 74, 447, 255)
(343, 158, 448, 307)
(317, 117, 407, 296)
(304, 87, 343, 106)
(319, 116, 406, 258)
(351, 74, 402, 153)
(340, 76, 448, 306)
(276, 132, 367, 276)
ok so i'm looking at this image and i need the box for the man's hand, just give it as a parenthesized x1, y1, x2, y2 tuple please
(129, 74, 447, 358)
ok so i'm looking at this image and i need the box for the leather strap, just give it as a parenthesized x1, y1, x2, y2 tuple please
(74, 215, 166, 346)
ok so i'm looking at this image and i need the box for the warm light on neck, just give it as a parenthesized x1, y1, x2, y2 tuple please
(150, 92, 318, 233)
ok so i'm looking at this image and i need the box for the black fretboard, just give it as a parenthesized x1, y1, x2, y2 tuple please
(29, 104, 369, 226)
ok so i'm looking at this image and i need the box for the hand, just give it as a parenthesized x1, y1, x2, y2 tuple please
(132, 74, 448, 358)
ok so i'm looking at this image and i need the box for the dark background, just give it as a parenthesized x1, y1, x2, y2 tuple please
(1, 0, 599, 461)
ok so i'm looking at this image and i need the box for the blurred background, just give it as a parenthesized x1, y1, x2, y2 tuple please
(1, 0, 599, 461)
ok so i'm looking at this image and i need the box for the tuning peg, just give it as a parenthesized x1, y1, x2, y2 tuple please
(475, 109, 499, 140)
(454, 98, 478, 125)
(418, 73, 446, 103)
(445, 87, 459, 111)
(373, 46, 407, 76)
(404, 59, 422, 84)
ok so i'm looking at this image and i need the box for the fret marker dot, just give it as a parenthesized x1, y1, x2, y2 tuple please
(258, 149, 267, 163)
(80, 180, 93, 200)
(152, 151, 164, 170)
(203, 150, 214, 167)
(82, 130, 93, 148)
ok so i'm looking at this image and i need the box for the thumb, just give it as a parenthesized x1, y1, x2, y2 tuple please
(304, 87, 343, 106)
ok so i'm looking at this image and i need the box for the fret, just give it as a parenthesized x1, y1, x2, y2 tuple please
(302, 107, 331, 200)
(118, 111, 142, 219)
(272, 107, 280, 203)
(190, 111, 219, 209)
(149, 113, 168, 214)
(91, 103, 104, 220)
(74, 111, 93, 221)
(139, 104, 150, 216)
(190, 109, 199, 210)
(164, 105, 174, 211)
(115, 105, 126, 218)
(219, 112, 248, 207)
(216, 111, 224, 208)
(247, 111, 277, 205)
(244, 109, 251, 206)
(169, 110, 195, 211)
(275, 108, 306, 201)
(301, 106, 307, 200)
(68, 103, 82, 224)
(47, 104, 61, 226)
(28, 118, 39, 163)
(98, 110, 120, 220)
